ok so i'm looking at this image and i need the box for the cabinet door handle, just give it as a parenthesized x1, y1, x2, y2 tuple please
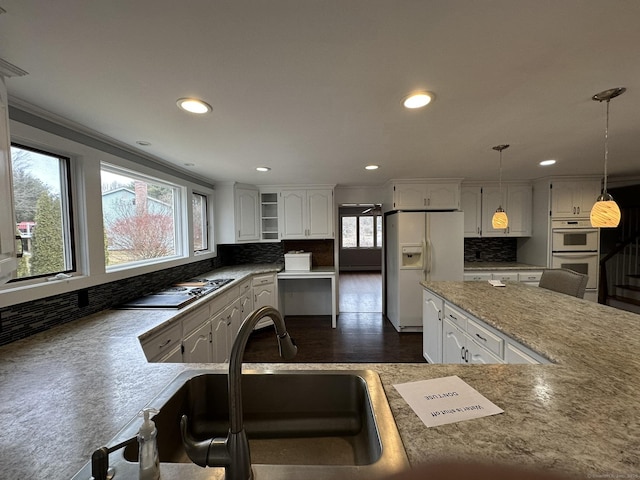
(461, 346, 465, 361)
(464, 348, 470, 363)
(577, 206, 580, 214)
(475, 333, 487, 342)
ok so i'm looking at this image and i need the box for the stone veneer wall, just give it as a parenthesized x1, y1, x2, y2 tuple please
(464, 237, 517, 263)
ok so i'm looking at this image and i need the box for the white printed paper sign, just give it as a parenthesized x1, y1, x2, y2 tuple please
(394, 375, 504, 427)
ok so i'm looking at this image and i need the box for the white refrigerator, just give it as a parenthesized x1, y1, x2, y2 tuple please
(385, 211, 463, 332)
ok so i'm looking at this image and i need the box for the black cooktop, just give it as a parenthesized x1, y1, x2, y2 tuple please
(119, 278, 234, 309)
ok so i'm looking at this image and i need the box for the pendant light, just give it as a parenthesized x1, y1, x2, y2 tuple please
(590, 87, 625, 228)
(491, 144, 509, 229)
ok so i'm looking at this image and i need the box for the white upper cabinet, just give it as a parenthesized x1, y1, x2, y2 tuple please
(279, 187, 334, 239)
(551, 180, 601, 219)
(461, 186, 482, 237)
(215, 183, 260, 244)
(390, 181, 461, 211)
(0, 76, 17, 284)
(472, 183, 532, 237)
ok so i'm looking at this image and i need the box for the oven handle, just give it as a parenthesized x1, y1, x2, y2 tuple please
(552, 228, 598, 234)
(551, 252, 598, 258)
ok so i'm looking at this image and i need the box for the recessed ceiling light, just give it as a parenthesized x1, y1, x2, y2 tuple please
(177, 98, 212, 114)
(256, 166, 271, 172)
(403, 91, 434, 109)
(136, 140, 151, 146)
(365, 165, 379, 170)
(539, 159, 556, 166)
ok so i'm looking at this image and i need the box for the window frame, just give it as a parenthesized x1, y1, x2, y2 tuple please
(192, 191, 210, 253)
(340, 210, 383, 250)
(9, 142, 77, 282)
(100, 162, 187, 272)
(3, 118, 217, 308)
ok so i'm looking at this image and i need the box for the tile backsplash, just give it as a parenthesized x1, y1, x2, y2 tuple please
(464, 237, 517, 263)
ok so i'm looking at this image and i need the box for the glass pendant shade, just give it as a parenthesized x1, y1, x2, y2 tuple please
(590, 193, 621, 228)
(492, 207, 509, 229)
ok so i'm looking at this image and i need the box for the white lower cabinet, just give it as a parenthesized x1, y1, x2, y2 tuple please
(463, 272, 492, 282)
(141, 273, 280, 364)
(253, 273, 277, 329)
(465, 270, 542, 286)
(159, 344, 184, 363)
(183, 321, 212, 363)
(212, 311, 230, 363)
(211, 297, 242, 363)
(422, 290, 443, 363)
(182, 304, 213, 363)
(443, 318, 504, 365)
(141, 321, 183, 363)
(425, 289, 550, 365)
(238, 278, 254, 323)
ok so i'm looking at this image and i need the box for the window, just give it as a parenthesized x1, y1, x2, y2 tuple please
(341, 212, 383, 249)
(101, 164, 182, 269)
(192, 192, 208, 252)
(10, 143, 76, 280)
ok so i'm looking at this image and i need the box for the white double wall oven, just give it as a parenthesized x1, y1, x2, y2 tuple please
(550, 219, 599, 295)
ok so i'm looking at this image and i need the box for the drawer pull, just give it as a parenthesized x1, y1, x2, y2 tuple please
(475, 333, 487, 342)
(158, 339, 172, 349)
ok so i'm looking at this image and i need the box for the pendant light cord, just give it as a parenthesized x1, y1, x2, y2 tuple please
(498, 149, 503, 200)
(603, 99, 610, 194)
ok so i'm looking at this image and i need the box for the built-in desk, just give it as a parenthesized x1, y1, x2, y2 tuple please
(277, 267, 337, 328)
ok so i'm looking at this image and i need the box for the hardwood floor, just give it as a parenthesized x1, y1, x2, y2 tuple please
(243, 272, 426, 363)
(339, 271, 382, 312)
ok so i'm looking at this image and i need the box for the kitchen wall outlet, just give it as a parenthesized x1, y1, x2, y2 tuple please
(78, 289, 89, 308)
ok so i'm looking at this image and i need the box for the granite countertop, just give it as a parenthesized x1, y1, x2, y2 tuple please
(464, 262, 546, 271)
(1, 270, 639, 479)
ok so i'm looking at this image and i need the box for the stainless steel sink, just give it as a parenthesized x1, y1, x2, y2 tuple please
(72, 369, 409, 480)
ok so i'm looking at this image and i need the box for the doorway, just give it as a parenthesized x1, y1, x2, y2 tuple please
(338, 205, 383, 313)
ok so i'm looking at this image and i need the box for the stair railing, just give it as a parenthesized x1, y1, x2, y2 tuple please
(599, 206, 640, 304)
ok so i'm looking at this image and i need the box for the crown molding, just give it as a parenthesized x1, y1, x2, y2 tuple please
(7, 96, 215, 188)
(0, 58, 28, 78)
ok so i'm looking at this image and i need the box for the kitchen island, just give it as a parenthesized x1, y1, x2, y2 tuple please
(1, 276, 639, 479)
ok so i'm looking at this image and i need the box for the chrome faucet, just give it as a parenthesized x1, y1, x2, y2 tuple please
(180, 306, 297, 480)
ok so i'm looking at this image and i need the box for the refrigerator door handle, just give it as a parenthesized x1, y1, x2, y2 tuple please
(422, 238, 432, 275)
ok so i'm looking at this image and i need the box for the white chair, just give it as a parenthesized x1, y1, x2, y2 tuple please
(538, 268, 588, 299)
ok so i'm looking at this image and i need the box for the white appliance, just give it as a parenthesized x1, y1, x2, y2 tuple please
(551, 220, 599, 252)
(550, 219, 599, 295)
(385, 211, 464, 332)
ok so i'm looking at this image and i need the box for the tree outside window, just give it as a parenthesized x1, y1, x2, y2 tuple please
(101, 166, 180, 267)
(10, 144, 74, 280)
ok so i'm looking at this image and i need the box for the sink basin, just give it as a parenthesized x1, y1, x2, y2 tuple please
(73, 369, 409, 480)
(126, 371, 381, 465)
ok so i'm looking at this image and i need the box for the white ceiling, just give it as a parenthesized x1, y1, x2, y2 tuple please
(1, 0, 640, 187)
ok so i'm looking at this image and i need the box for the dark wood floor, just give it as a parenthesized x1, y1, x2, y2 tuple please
(243, 272, 425, 363)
